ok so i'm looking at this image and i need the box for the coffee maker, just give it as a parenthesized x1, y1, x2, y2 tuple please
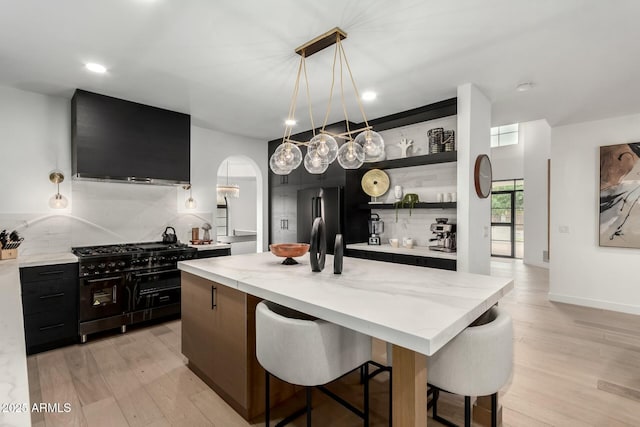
(428, 218, 456, 252)
(368, 213, 384, 245)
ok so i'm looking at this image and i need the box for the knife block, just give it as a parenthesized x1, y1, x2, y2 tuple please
(0, 249, 17, 260)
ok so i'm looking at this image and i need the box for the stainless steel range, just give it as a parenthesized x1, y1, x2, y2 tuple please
(72, 242, 196, 342)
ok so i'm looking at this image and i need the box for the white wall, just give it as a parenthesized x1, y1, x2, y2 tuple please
(489, 120, 550, 267)
(491, 141, 524, 181)
(456, 83, 492, 274)
(550, 113, 640, 315)
(521, 120, 551, 267)
(0, 86, 268, 255)
(0, 86, 71, 214)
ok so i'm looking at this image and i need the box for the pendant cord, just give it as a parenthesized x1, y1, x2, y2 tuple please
(302, 56, 315, 136)
(339, 40, 369, 128)
(338, 39, 352, 140)
(283, 54, 305, 145)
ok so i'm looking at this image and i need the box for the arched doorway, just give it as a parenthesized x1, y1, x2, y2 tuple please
(216, 156, 260, 254)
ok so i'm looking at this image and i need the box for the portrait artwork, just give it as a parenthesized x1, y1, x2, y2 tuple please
(600, 142, 640, 247)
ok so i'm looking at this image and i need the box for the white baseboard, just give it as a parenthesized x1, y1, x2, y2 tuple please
(548, 293, 640, 315)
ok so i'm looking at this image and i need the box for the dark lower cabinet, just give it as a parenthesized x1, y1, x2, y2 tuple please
(19, 263, 79, 355)
(345, 249, 456, 271)
(196, 247, 231, 259)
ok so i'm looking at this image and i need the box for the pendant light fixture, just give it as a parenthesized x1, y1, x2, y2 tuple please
(48, 170, 68, 209)
(217, 160, 240, 199)
(269, 27, 384, 176)
(183, 184, 197, 209)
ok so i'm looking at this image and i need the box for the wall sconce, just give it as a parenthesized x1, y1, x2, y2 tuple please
(49, 170, 68, 209)
(183, 184, 197, 209)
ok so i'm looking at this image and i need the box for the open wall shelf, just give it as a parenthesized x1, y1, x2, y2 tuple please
(362, 151, 457, 171)
(359, 202, 457, 210)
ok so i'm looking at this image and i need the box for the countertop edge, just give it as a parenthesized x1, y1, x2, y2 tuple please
(18, 253, 78, 268)
(346, 243, 457, 260)
(188, 243, 232, 251)
(0, 259, 32, 427)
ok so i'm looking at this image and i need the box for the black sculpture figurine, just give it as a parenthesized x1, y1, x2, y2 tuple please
(333, 234, 343, 274)
(309, 217, 326, 272)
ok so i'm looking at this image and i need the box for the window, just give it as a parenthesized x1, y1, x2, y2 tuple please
(491, 123, 519, 147)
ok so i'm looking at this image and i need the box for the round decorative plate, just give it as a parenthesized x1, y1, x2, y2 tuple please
(361, 169, 390, 198)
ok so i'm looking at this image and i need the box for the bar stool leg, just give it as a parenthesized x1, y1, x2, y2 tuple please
(388, 369, 392, 426)
(491, 392, 497, 427)
(364, 363, 370, 427)
(464, 396, 471, 427)
(265, 371, 270, 427)
(306, 387, 312, 426)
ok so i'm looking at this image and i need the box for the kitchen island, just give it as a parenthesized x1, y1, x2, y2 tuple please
(178, 252, 513, 426)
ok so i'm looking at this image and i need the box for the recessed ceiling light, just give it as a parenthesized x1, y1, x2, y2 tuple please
(361, 91, 377, 101)
(284, 119, 296, 126)
(516, 82, 534, 92)
(85, 63, 107, 74)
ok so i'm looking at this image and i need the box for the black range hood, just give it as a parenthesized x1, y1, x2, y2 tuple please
(72, 89, 190, 185)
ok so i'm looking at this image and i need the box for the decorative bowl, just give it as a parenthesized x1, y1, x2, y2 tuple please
(269, 243, 310, 265)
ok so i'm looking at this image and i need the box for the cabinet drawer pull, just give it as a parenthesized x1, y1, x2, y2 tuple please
(87, 276, 122, 283)
(39, 323, 65, 331)
(211, 286, 217, 309)
(39, 292, 65, 300)
(38, 270, 64, 276)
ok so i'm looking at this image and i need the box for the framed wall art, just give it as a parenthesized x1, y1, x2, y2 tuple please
(600, 142, 640, 247)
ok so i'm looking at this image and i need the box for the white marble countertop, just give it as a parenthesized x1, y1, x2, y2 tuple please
(188, 243, 231, 251)
(347, 243, 457, 260)
(178, 252, 512, 356)
(0, 260, 31, 427)
(18, 252, 78, 268)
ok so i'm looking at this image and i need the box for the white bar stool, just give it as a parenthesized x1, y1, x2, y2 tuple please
(256, 301, 372, 426)
(427, 306, 513, 427)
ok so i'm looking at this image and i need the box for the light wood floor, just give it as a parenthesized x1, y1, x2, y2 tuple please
(27, 259, 640, 426)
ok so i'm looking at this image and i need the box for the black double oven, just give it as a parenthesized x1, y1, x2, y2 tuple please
(73, 242, 196, 342)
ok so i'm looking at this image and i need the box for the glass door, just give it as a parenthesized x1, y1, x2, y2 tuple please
(491, 180, 524, 258)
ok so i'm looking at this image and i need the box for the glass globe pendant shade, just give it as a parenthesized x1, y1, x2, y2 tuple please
(354, 130, 385, 162)
(269, 152, 293, 175)
(185, 197, 197, 209)
(308, 134, 338, 164)
(337, 141, 365, 169)
(49, 193, 68, 209)
(275, 143, 303, 169)
(304, 149, 329, 174)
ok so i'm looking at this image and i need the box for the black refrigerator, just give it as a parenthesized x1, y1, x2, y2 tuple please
(297, 187, 342, 255)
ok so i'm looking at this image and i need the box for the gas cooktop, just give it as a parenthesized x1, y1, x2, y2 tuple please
(72, 241, 190, 258)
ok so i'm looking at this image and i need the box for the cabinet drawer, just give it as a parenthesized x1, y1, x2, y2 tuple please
(22, 279, 77, 315)
(24, 310, 77, 350)
(20, 263, 77, 283)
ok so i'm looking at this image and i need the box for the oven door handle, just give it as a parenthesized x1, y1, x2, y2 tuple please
(86, 276, 123, 283)
(132, 269, 180, 278)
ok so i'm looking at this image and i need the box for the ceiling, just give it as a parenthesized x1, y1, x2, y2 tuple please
(1, 0, 639, 141)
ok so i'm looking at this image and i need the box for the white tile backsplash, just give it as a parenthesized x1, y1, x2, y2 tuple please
(374, 163, 457, 204)
(0, 181, 213, 255)
(373, 210, 457, 248)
